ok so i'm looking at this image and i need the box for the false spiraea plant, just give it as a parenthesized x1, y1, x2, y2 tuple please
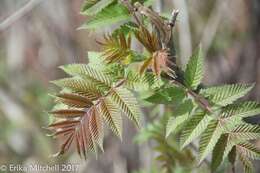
(46, 0, 260, 172)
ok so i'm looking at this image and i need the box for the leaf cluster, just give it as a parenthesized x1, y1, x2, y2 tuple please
(46, 1, 260, 173)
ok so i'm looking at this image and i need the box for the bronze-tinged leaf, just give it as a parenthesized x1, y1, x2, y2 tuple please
(56, 93, 93, 108)
(82, 116, 97, 153)
(139, 57, 153, 75)
(50, 110, 85, 118)
(127, 34, 131, 48)
(152, 51, 160, 76)
(134, 26, 159, 53)
(134, 2, 171, 44)
(119, 32, 127, 49)
(151, 49, 169, 76)
(79, 125, 87, 159)
(98, 33, 132, 64)
(89, 106, 104, 150)
(53, 133, 74, 157)
(48, 120, 80, 129)
(139, 49, 174, 77)
(75, 131, 82, 158)
(48, 128, 75, 138)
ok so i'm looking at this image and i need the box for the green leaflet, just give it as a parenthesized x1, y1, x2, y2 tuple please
(89, 106, 104, 151)
(210, 123, 260, 171)
(180, 112, 212, 149)
(228, 146, 236, 170)
(231, 124, 260, 141)
(199, 114, 242, 164)
(79, 3, 131, 29)
(110, 87, 141, 127)
(124, 70, 160, 91)
(200, 84, 254, 107)
(166, 100, 194, 137)
(166, 114, 189, 138)
(211, 134, 228, 172)
(87, 51, 105, 69)
(199, 120, 223, 164)
(112, 22, 139, 36)
(81, 0, 115, 15)
(236, 142, 260, 173)
(145, 85, 186, 105)
(221, 101, 260, 118)
(60, 64, 112, 88)
(98, 97, 123, 139)
(51, 77, 102, 100)
(184, 46, 203, 90)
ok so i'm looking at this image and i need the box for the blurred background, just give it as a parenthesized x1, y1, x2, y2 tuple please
(0, 0, 259, 172)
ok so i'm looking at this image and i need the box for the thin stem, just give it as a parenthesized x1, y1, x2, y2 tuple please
(170, 80, 213, 113)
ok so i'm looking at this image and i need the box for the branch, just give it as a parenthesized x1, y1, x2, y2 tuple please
(168, 10, 179, 28)
(0, 0, 43, 32)
(120, 0, 142, 25)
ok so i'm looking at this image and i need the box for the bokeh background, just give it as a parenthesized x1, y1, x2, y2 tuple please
(0, 0, 259, 172)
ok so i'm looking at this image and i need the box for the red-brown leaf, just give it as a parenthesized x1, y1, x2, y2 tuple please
(56, 93, 93, 108)
(50, 109, 85, 118)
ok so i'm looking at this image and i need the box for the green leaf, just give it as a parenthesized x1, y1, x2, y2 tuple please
(81, 0, 115, 15)
(60, 64, 112, 88)
(166, 100, 194, 137)
(184, 46, 203, 90)
(51, 77, 102, 100)
(79, 3, 131, 29)
(166, 114, 189, 138)
(145, 85, 186, 105)
(199, 120, 223, 163)
(228, 146, 236, 168)
(221, 101, 260, 118)
(99, 97, 122, 139)
(199, 115, 241, 163)
(222, 123, 260, 161)
(112, 22, 139, 36)
(125, 70, 160, 91)
(180, 112, 212, 149)
(200, 84, 254, 106)
(211, 134, 228, 172)
(87, 51, 105, 69)
(110, 87, 141, 127)
(231, 123, 260, 141)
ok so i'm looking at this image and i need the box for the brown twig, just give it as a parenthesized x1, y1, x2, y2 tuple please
(120, 0, 142, 26)
(168, 10, 179, 28)
(170, 80, 213, 113)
